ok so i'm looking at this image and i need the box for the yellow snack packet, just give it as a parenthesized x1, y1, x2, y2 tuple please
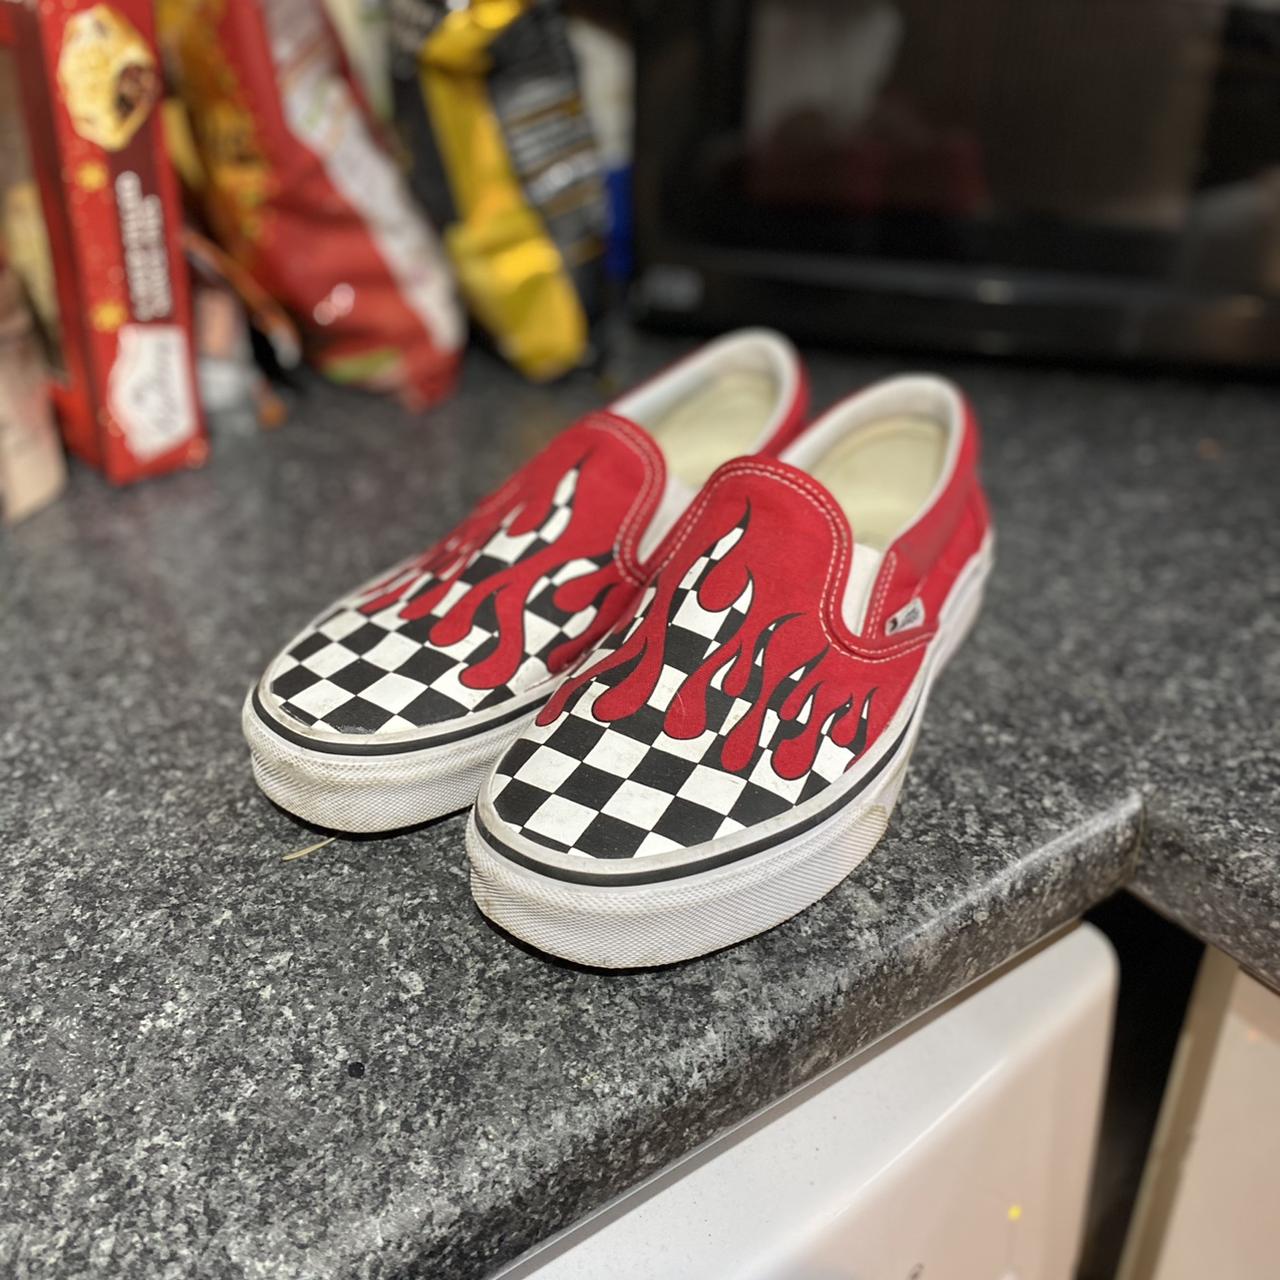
(390, 0, 607, 381)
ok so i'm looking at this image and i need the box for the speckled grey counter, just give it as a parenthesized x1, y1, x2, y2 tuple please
(0, 333, 1274, 1278)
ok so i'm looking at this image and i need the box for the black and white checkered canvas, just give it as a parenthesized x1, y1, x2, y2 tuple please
(490, 526, 873, 858)
(266, 468, 607, 735)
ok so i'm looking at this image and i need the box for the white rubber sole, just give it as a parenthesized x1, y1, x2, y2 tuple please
(467, 538, 993, 967)
(242, 690, 541, 833)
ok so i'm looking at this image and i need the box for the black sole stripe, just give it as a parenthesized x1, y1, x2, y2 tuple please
(250, 686, 539, 755)
(474, 705, 918, 887)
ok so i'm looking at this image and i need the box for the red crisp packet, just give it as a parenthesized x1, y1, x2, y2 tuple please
(160, 0, 464, 408)
(7, 0, 206, 484)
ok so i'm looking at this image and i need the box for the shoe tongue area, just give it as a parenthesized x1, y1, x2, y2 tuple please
(655, 454, 881, 633)
(706, 453, 857, 551)
(723, 457, 887, 634)
(538, 409, 668, 524)
(562, 410, 688, 562)
(562, 410, 667, 485)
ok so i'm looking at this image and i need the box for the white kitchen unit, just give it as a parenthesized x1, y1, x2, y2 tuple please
(1119, 947, 1280, 1280)
(495, 923, 1117, 1280)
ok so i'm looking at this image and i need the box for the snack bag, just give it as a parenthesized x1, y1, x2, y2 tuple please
(323, 0, 392, 121)
(390, 0, 608, 381)
(160, 0, 464, 407)
(5, 0, 207, 484)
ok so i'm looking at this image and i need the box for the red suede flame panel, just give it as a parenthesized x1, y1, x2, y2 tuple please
(540, 464, 925, 781)
(355, 418, 661, 691)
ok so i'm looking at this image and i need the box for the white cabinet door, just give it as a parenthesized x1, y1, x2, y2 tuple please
(497, 924, 1117, 1280)
(1135, 958, 1280, 1280)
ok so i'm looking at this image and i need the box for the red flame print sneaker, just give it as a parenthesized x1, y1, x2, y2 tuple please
(243, 331, 808, 832)
(468, 375, 994, 966)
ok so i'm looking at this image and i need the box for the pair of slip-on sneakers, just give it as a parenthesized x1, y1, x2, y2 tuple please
(244, 330, 993, 967)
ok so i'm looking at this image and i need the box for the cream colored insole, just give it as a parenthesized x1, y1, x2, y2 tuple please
(645, 369, 778, 488)
(810, 416, 947, 550)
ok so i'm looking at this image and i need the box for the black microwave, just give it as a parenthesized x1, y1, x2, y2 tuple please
(629, 0, 1280, 368)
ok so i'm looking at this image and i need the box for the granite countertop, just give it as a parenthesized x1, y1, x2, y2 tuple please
(1, 332, 1276, 1278)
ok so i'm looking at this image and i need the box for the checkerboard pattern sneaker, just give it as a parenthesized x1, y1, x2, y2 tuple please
(243, 330, 808, 831)
(468, 375, 994, 966)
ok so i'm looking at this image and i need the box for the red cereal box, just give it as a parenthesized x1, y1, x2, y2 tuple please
(7, 0, 206, 484)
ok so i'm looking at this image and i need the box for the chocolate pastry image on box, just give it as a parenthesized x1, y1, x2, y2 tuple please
(56, 5, 159, 152)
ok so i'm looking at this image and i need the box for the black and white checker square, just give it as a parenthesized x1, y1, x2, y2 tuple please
(265, 468, 609, 735)
(490, 525, 873, 859)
